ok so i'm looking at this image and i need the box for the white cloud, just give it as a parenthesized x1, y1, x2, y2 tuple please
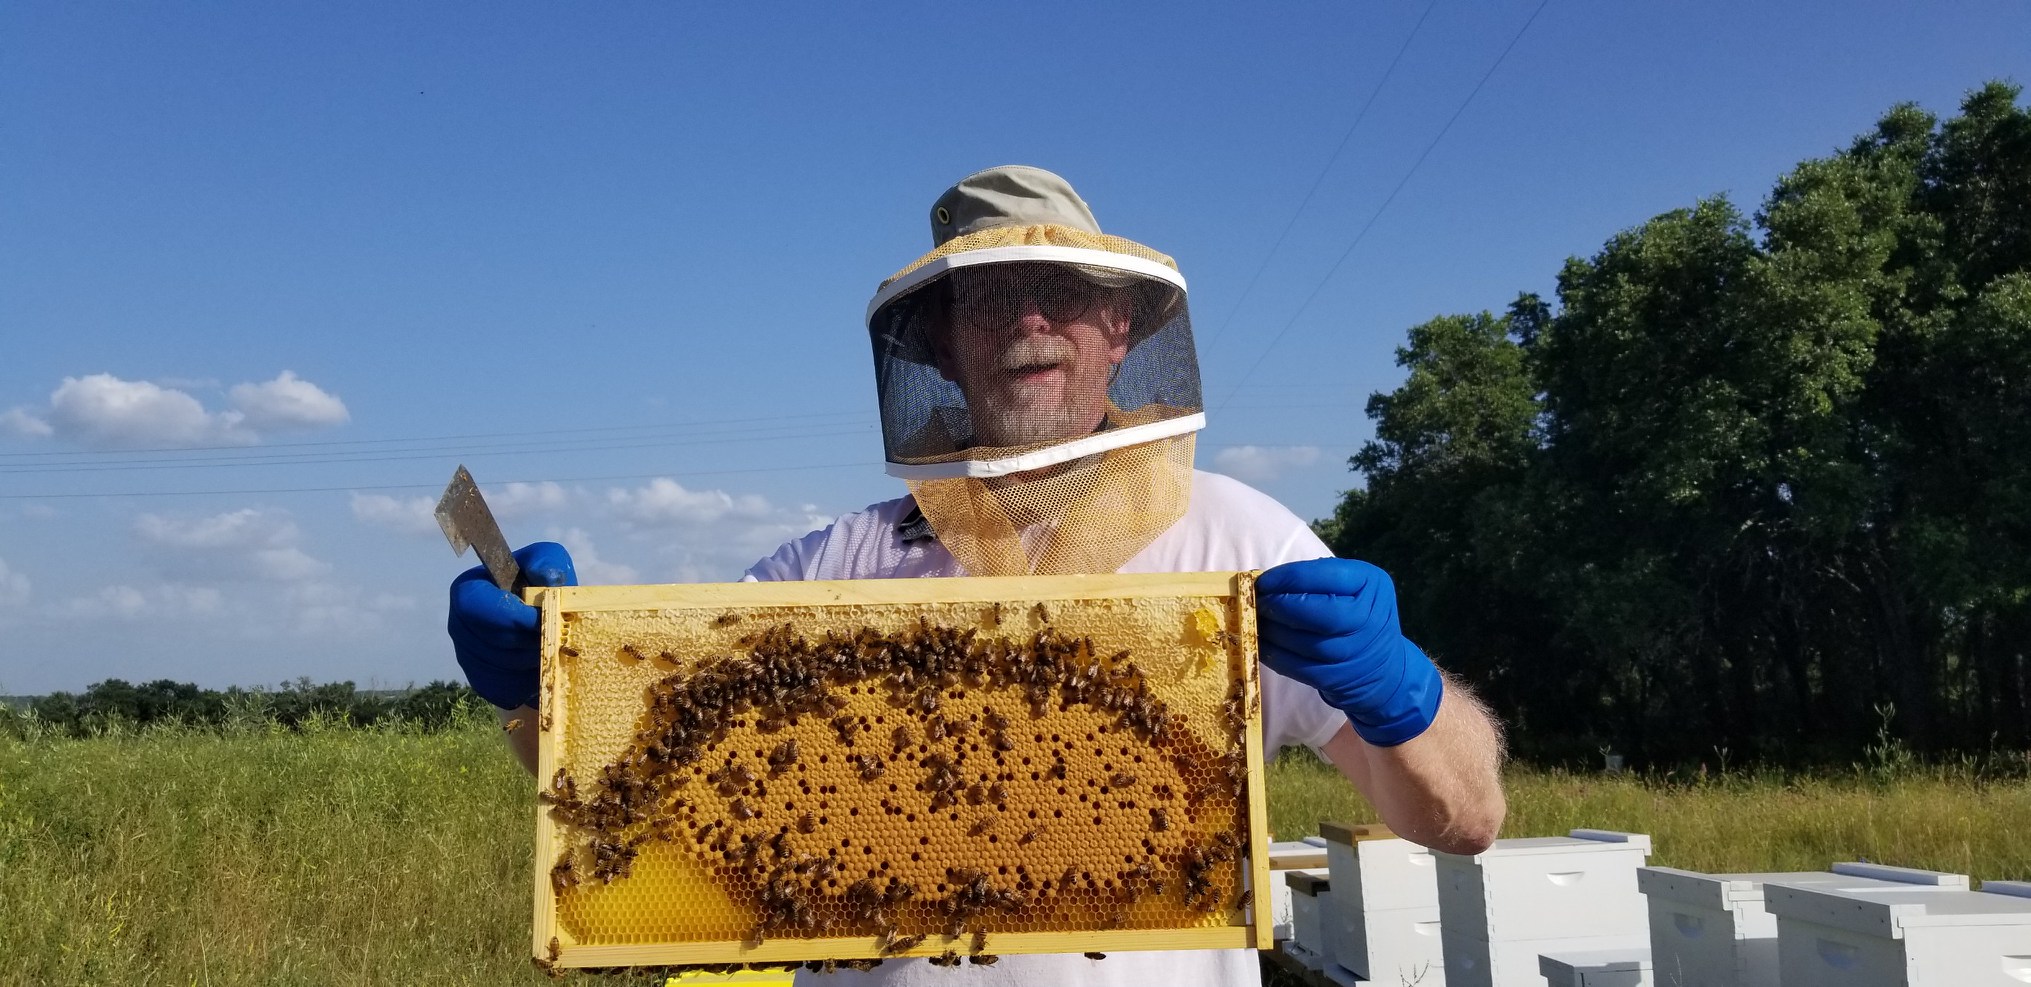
(41, 374, 250, 447)
(596, 478, 831, 582)
(350, 492, 440, 536)
(5, 371, 348, 448)
(0, 557, 29, 603)
(0, 407, 53, 438)
(133, 507, 332, 582)
(284, 581, 417, 636)
(555, 527, 640, 585)
(608, 478, 776, 527)
(59, 583, 224, 621)
(1210, 445, 1323, 483)
(491, 481, 570, 517)
(228, 370, 349, 430)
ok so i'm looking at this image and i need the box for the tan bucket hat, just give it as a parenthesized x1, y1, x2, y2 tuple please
(870, 165, 1188, 365)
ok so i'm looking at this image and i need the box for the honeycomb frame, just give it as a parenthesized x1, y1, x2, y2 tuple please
(524, 572, 1272, 969)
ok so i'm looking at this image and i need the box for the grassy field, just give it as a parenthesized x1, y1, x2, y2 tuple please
(2, 719, 2026, 986)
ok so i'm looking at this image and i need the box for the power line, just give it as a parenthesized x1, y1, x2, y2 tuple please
(0, 408, 871, 459)
(1199, 0, 1439, 356)
(0, 462, 878, 500)
(0, 422, 878, 474)
(1214, 0, 1552, 414)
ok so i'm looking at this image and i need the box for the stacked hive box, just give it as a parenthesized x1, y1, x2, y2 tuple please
(1638, 862, 1969, 986)
(1436, 829, 1653, 987)
(1538, 947, 1653, 987)
(1267, 839, 1329, 942)
(1284, 871, 1338, 972)
(1318, 821, 1445, 987)
(1766, 881, 2031, 987)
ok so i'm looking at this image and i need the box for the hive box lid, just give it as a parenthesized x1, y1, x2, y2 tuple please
(1538, 945, 1653, 977)
(1986, 881, 2031, 900)
(1318, 822, 1396, 846)
(1765, 885, 2031, 937)
(1442, 829, 1650, 860)
(1269, 840, 1329, 870)
(1639, 862, 1969, 909)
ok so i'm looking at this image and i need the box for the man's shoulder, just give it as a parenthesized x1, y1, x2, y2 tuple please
(1189, 469, 1307, 518)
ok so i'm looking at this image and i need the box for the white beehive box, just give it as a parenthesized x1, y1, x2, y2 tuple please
(1272, 865, 1328, 943)
(1320, 821, 1445, 984)
(1267, 838, 1330, 941)
(1443, 930, 1649, 987)
(1437, 829, 1653, 943)
(1434, 830, 1651, 987)
(1639, 862, 1970, 987)
(1539, 946, 1654, 987)
(1767, 883, 2031, 987)
(1286, 870, 1338, 972)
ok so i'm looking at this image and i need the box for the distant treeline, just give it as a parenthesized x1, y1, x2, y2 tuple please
(1321, 83, 2031, 767)
(2, 678, 484, 737)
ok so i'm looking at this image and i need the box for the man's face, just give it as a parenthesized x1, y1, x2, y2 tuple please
(930, 263, 1131, 449)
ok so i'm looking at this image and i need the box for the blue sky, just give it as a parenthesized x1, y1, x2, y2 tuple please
(3, 1, 2027, 695)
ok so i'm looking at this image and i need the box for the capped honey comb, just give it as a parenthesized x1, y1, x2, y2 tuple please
(526, 573, 1270, 970)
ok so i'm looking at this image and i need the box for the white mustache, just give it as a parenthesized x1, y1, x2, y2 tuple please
(996, 338, 1075, 372)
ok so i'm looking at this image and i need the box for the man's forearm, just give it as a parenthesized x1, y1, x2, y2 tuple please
(1322, 672, 1505, 855)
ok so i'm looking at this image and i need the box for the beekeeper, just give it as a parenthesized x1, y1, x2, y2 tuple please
(449, 165, 1506, 985)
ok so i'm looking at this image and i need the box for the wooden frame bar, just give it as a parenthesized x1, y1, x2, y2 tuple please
(528, 571, 1268, 968)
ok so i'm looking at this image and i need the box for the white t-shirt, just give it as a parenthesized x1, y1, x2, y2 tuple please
(744, 469, 1347, 987)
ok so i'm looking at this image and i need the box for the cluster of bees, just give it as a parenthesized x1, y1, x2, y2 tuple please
(542, 613, 1257, 963)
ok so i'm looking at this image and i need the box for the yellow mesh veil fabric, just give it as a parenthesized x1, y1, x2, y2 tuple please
(906, 433, 1195, 577)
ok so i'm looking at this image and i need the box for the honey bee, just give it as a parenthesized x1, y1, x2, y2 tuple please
(618, 643, 643, 663)
(797, 812, 817, 834)
(926, 716, 947, 742)
(1149, 808, 1169, 832)
(965, 783, 987, 805)
(885, 933, 926, 955)
(967, 816, 997, 836)
(1109, 773, 1137, 788)
(929, 951, 961, 968)
(855, 754, 886, 781)
(1083, 952, 1107, 960)
(503, 718, 525, 733)
(891, 725, 913, 752)
(831, 714, 861, 745)
(1234, 889, 1254, 912)
(1017, 827, 1041, 845)
(557, 645, 580, 658)
(550, 853, 579, 894)
(1031, 602, 1051, 622)
(767, 739, 800, 773)
(968, 954, 1000, 966)
(989, 602, 1003, 627)
(987, 782, 1006, 804)
(731, 798, 757, 820)
(971, 930, 988, 954)
(714, 613, 741, 626)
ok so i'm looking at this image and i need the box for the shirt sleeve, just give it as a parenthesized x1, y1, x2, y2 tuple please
(742, 523, 828, 582)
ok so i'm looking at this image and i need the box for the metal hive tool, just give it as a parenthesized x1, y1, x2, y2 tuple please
(524, 572, 1272, 971)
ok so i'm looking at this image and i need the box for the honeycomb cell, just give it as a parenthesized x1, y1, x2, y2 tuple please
(535, 583, 1262, 966)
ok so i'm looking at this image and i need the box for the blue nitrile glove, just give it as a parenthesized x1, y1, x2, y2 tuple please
(447, 542, 577, 710)
(1257, 558, 1443, 747)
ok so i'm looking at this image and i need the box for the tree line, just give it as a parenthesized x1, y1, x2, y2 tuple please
(3, 678, 483, 737)
(1320, 83, 2031, 767)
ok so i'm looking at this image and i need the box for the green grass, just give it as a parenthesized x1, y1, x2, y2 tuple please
(2, 722, 2025, 986)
